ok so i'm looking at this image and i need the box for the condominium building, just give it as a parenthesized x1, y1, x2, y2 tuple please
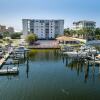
(0, 25, 14, 34)
(22, 19, 64, 39)
(0, 25, 6, 32)
(73, 20, 96, 30)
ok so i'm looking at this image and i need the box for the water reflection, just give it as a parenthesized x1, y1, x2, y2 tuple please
(0, 49, 100, 100)
(26, 57, 29, 78)
(62, 55, 100, 83)
(27, 49, 60, 61)
(1, 49, 100, 82)
(20, 49, 100, 82)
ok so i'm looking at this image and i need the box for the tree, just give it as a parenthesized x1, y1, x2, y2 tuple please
(95, 28, 100, 35)
(10, 32, 22, 39)
(64, 28, 76, 36)
(70, 30, 77, 36)
(64, 28, 70, 36)
(25, 33, 38, 45)
(3, 31, 10, 37)
(82, 28, 95, 40)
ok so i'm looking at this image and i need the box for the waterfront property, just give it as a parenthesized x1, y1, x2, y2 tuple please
(28, 40, 60, 49)
(73, 20, 96, 30)
(56, 36, 80, 44)
(0, 49, 100, 100)
(22, 19, 64, 39)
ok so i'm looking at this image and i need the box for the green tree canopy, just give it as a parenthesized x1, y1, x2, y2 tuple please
(25, 33, 38, 44)
(10, 32, 22, 39)
(95, 28, 100, 35)
(64, 28, 76, 36)
(3, 31, 10, 38)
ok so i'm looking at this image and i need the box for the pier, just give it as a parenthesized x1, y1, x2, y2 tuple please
(0, 46, 29, 75)
(0, 53, 10, 68)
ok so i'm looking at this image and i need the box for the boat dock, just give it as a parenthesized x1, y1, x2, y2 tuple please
(0, 46, 29, 75)
(0, 53, 10, 68)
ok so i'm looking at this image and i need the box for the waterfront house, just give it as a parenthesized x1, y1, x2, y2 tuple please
(56, 36, 80, 45)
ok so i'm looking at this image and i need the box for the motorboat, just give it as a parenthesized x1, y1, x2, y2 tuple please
(80, 45, 97, 54)
(63, 50, 88, 58)
(15, 46, 29, 52)
(0, 66, 19, 75)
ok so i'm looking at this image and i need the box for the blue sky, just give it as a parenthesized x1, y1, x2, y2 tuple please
(0, 0, 100, 31)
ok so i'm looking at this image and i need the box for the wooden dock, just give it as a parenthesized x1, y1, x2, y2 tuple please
(28, 46, 60, 49)
(0, 53, 10, 68)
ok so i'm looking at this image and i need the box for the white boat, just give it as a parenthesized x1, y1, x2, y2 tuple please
(63, 51, 88, 58)
(0, 67, 19, 75)
(15, 46, 29, 52)
(80, 45, 97, 54)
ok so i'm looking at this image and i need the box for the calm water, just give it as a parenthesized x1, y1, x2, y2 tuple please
(0, 49, 100, 100)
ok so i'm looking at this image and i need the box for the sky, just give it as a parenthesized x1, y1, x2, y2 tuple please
(0, 0, 100, 31)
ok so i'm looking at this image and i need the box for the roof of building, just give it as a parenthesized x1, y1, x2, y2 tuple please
(56, 36, 78, 41)
(73, 20, 96, 24)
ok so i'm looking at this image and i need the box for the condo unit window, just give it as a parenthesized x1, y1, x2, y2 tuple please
(40, 20, 44, 23)
(41, 34, 43, 36)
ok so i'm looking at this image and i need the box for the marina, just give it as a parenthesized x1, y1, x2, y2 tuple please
(0, 45, 29, 75)
(0, 40, 100, 100)
(0, 49, 100, 100)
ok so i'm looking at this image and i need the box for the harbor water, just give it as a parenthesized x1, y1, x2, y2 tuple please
(0, 49, 100, 100)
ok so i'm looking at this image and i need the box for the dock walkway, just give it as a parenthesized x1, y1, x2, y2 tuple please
(0, 53, 9, 68)
(0, 47, 13, 68)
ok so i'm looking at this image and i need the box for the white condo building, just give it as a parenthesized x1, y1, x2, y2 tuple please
(73, 20, 96, 30)
(22, 19, 64, 39)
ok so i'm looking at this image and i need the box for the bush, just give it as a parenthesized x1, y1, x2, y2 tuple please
(10, 32, 22, 39)
(96, 35, 100, 40)
(0, 40, 3, 43)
